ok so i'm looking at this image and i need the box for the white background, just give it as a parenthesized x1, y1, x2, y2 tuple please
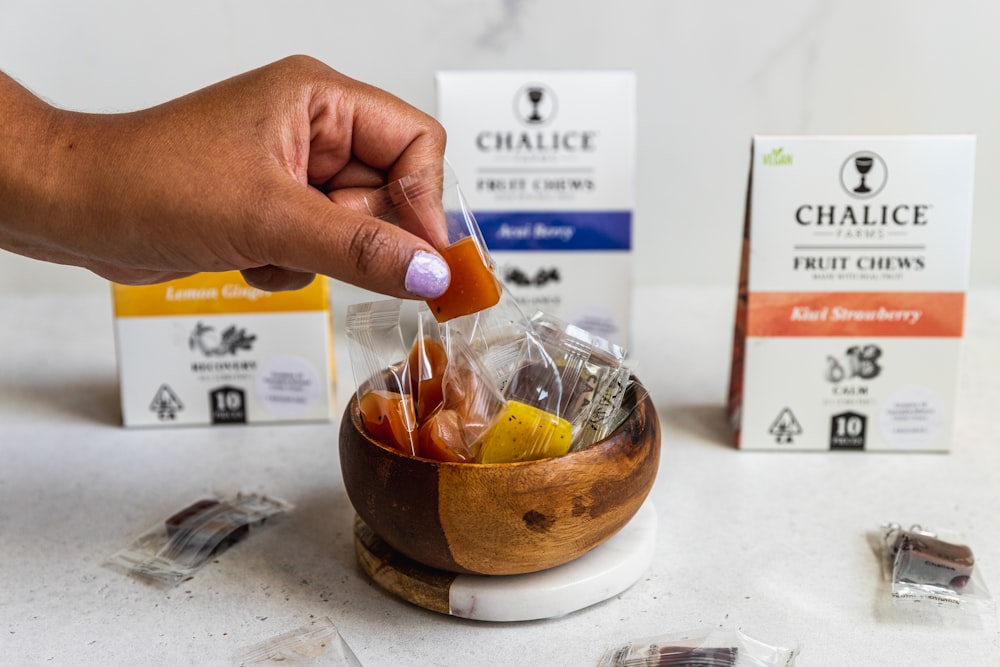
(1, 0, 998, 293)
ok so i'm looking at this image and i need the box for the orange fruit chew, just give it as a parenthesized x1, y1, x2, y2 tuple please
(426, 236, 502, 322)
(358, 390, 417, 456)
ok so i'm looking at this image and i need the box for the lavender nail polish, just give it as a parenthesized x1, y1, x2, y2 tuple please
(405, 251, 450, 299)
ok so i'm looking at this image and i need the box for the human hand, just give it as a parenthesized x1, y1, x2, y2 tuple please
(0, 55, 451, 297)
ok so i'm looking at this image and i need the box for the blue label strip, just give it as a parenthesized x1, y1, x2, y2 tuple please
(474, 211, 632, 251)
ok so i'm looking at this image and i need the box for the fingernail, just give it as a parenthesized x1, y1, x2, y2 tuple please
(405, 250, 450, 299)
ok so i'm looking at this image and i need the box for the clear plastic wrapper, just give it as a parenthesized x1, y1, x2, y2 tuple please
(342, 163, 646, 463)
(880, 522, 994, 613)
(363, 162, 502, 322)
(473, 317, 570, 463)
(418, 333, 506, 462)
(345, 291, 650, 463)
(575, 365, 634, 448)
(444, 289, 535, 392)
(443, 295, 575, 463)
(346, 299, 507, 462)
(238, 617, 362, 666)
(106, 493, 292, 589)
(345, 295, 574, 463)
(598, 628, 798, 667)
(408, 307, 448, 424)
(530, 312, 631, 449)
(345, 300, 419, 456)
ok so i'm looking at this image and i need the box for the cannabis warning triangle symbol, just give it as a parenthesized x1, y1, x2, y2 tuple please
(150, 384, 184, 420)
(768, 407, 802, 444)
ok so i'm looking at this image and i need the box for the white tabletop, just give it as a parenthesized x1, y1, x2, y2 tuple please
(2, 285, 998, 666)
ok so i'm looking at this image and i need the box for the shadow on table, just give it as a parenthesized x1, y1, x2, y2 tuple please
(659, 403, 734, 449)
(0, 374, 121, 425)
(246, 486, 421, 614)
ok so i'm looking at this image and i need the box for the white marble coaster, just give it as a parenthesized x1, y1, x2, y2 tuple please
(355, 500, 657, 622)
(448, 500, 658, 621)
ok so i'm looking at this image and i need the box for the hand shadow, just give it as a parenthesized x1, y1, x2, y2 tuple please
(659, 403, 734, 449)
(0, 373, 121, 426)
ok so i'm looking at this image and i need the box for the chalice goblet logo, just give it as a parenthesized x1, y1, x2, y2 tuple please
(840, 151, 887, 199)
(526, 87, 544, 123)
(514, 84, 556, 126)
(853, 156, 874, 193)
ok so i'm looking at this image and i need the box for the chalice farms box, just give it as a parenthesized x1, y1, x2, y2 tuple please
(112, 273, 335, 427)
(728, 135, 975, 451)
(436, 70, 635, 345)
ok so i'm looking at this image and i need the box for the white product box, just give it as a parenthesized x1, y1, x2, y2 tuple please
(113, 273, 335, 427)
(436, 70, 636, 346)
(728, 135, 975, 451)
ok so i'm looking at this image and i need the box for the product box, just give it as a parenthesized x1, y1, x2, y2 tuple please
(436, 70, 636, 345)
(728, 135, 975, 451)
(112, 273, 335, 427)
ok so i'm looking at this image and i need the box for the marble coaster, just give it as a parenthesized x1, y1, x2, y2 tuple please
(354, 500, 657, 622)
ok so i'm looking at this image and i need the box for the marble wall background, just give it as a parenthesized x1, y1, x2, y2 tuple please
(1, 0, 997, 293)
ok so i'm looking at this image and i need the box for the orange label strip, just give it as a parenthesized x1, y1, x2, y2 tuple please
(113, 272, 329, 317)
(747, 291, 965, 337)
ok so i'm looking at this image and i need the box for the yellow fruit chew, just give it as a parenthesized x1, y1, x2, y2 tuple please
(475, 400, 572, 464)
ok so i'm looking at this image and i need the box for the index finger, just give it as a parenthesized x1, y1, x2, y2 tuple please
(311, 76, 450, 249)
(342, 81, 447, 184)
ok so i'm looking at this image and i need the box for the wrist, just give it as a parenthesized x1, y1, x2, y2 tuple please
(0, 73, 127, 262)
(0, 74, 58, 232)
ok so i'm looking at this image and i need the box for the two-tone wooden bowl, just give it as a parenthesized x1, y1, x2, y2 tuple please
(339, 379, 660, 576)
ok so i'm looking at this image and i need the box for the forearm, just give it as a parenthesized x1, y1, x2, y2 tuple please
(0, 74, 60, 248)
(1, 74, 97, 263)
(0, 57, 451, 295)
(0, 73, 150, 274)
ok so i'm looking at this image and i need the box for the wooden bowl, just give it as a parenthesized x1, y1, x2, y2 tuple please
(338, 379, 660, 576)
